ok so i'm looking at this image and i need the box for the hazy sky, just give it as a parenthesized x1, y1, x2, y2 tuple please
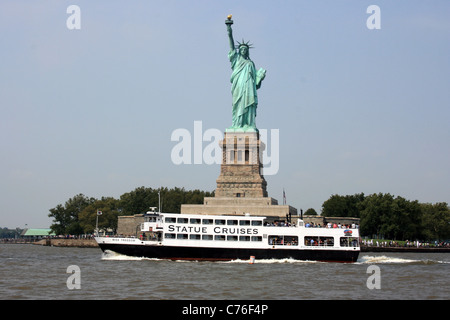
(1, 1, 449, 228)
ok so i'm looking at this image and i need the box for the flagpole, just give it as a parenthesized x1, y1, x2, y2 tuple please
(95, 209, 102, 236)
(158, 189, 161, 213)
(95, 209, 99, 236)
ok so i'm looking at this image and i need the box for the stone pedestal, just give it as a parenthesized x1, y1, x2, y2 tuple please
(215, 131, 268, 198)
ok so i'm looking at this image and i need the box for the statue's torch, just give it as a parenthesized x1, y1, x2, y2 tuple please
(225, 14, 233, 25)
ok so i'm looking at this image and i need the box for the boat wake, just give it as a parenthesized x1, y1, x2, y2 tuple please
(100, 251, 322, 264)
(223, 258, 321, 264)
(357, 255, 449, 265)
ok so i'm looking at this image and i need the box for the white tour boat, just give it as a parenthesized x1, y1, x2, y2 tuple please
(95, 212, 360, 262)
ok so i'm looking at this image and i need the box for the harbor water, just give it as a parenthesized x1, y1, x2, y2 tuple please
(0, 244, 448, 300)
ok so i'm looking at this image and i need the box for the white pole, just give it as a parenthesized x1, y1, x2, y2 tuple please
(158, 189, 161, 213)
(95, 209, 99, 236)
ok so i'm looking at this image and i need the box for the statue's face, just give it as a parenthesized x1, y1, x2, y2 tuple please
(239, 46, 249, 57)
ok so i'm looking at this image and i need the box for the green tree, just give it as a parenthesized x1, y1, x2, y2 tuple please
(321, 193, 364, 217)
(358, 193, 422, 240)
(358, 193, 385, 238)
(119, 186, 159, 216)
(48, 194, 96, 235)
(0, 227, 23, 238)
(304, 208, 318, 216)
(118, 186, 214, 215)
(421, 202, 450, 241)
(79, 197, 121, 234)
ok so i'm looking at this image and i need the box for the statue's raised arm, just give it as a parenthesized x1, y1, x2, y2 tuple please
(225, 15, 235, 51)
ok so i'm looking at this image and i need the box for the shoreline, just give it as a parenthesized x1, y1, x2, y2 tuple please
(3, 239, 449, 252)
(361, 245, 450, 253)
(34, 238, 98, 248)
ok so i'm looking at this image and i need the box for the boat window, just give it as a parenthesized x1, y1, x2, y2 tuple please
(227, 220, 238, 225)
(202, 234, 213, 241)
(202, 219, 214, 225)
(305, 236, 334, 247)
(189, 234, 201, 240)
(165, 217, 176, 223)
(305, 237, 318, 246)
(239, 236, 250, 241)
(164, 233, 176, 239)
(190, 218, 201, 224)
(340, 237, 359, 247)
(251, 236, 262, 242)
(269, 235, 298, 246)
(215, 219, 226, 225)
(177, 218, 189, 224)
(145, 232, 160, 241)
(227, 235, 239, 241)
(177, 234, 188, 239)
(251, 220, 263, 226)
(322, 237, 334, 246)
(239, 220, 250, 226)
(215, 235, 226, 241)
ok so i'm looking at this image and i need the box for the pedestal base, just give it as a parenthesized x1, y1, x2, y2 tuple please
(215, 131, 267, 198)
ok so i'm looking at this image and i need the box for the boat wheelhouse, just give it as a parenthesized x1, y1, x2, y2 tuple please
(96, 212, 360, 262)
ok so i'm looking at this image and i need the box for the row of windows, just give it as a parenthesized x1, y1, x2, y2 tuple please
(165, 233, 262, 242)
(163, 233, 359, 247)
(164, 217, 263, 226)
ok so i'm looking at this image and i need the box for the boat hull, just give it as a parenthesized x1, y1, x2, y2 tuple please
(98, 243, 360, 263)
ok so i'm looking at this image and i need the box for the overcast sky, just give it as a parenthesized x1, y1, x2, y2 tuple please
(1, 1, 449, 228)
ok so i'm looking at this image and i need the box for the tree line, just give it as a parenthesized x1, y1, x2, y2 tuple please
(48, 187, 213, 235)
(0, 227, 24, 239)
(48, 187, 449, 242)
(320, 193, 449, 241)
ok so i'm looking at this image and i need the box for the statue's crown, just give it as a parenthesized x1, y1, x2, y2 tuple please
(236, 39, 253, 49)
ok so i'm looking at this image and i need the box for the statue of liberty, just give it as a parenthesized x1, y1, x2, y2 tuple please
(226, 15, 266, 132)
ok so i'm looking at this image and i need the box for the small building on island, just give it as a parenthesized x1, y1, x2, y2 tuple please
(21, 228, 55, 240)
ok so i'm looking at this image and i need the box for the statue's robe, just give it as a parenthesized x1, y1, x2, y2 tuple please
(228, 49, 259, 129)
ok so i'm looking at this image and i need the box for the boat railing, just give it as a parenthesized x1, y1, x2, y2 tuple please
(264, 222, 297, 227)
(263, 224, 359, 230)
(101, 235, 137, 238)
(305, 224, 359, 229)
